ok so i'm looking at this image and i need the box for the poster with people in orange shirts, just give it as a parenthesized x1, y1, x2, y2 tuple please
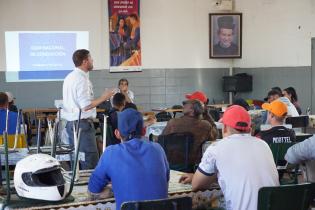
(108, 0, 142, 72)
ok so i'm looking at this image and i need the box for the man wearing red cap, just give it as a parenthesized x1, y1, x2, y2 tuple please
(185, 91, 218, 140)
(180, 105, 279, 210)
(162, 99, 216, 168)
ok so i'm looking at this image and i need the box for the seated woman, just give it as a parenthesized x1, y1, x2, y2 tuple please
(283, 87, 302, 115)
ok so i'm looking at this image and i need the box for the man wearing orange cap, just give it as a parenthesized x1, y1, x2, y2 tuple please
(179, 105, 278, 210)
(257, 100, 296, 145)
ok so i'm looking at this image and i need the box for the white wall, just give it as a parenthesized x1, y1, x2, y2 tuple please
(1, 0, 315, 70)
(0, 0, 108, 70)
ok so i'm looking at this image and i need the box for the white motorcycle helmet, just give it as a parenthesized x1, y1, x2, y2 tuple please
(14, 154, 68, 201)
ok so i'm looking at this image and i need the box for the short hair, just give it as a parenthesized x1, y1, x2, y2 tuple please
(271, 86, 282, 93)
(72, 49, 90, 67)
(118, 78, 129, 86)
(227, 125, 249, 134)
(113, 93, 126, 107)
(232, 98, 250, 111)
(0, 92, 9, 106)
(270, 112, 286, 123)
(268, 89, 282, 98)
(124, 102, 138, 111)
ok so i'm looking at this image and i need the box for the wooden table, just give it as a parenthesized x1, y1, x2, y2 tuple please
(152, 108, 183, 113)
(22, 108, 106, 115)
(1, 170, 224, 210)
(207, 104, 230, 109)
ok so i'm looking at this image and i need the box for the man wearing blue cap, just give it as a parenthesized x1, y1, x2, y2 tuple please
(88, 108, 169, 209)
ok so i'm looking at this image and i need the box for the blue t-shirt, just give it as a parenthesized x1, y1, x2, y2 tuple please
(88, 138, 170, 209)
(0, 109, 19, 135)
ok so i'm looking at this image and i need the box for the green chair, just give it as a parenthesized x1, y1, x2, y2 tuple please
(257, 183, 315, 210)
(269, 142, 299, 184)
(121, 196, 192, 210)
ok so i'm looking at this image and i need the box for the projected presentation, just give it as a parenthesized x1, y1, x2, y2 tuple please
(5, 31, 89, 82)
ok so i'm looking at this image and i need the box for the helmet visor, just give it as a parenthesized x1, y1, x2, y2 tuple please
(22, 166, 65, 187)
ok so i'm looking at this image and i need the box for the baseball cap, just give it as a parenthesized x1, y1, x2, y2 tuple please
(5, 92, 15, 103)
(220, 105, 251, 132)
(262, 100, 287, 117)
(118, 108, 143, 139)
(185, 91, 207, 103)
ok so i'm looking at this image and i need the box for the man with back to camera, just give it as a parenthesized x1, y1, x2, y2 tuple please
(213, 16, 238, 56)
(88, 108, 169, 209)
(179, 105, 279, 210)
(162, 99, 216, 169)
(257, 100, 296, 170)
(62, 49, 115, 169)
(185, 91, 218, 140)
(257, 100, 296, 145)
(107, 93, 126, 146)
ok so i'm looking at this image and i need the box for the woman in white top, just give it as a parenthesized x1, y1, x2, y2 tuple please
(111, 78, 134, 105)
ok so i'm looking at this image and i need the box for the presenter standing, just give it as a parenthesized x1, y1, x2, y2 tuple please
(62, 49, 115, 169)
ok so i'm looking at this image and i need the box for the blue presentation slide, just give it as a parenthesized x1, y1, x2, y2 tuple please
(5, 31, 89, 82)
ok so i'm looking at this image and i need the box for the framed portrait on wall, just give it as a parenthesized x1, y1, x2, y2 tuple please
(209, 13, 242, 59)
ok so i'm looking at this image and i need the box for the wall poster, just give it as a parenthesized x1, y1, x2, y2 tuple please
(108, 0, 141, 72)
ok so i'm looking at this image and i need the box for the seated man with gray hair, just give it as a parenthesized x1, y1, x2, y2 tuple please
(162, 99, 216, 166)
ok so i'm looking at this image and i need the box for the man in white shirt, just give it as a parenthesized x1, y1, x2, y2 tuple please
(180, 105, 279, 210)
(278, 96, 299, 117)
(62, 49, 114, 169)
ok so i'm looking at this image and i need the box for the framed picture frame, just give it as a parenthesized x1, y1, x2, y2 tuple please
(209, 13, 242, 59)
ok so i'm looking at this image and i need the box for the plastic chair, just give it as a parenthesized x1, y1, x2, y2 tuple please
(285, 115, 309, 133)
(157, 132, 194, 172)
(257, 183, 315, 210)
(269, 142, 299, 184)
(0, 134, 27, 148)
(121, 196, 192, 210)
